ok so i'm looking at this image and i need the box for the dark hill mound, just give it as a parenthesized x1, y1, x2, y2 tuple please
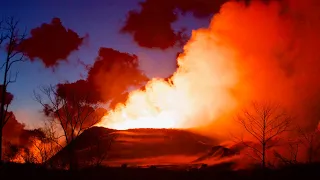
(49, 127, 218, 168)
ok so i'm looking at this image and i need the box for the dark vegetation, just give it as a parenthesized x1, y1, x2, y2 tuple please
(0, 162, 319, 180)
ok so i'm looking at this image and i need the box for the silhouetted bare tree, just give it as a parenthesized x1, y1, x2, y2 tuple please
(34, 85, 104, 169)
(0, 17, 26, 162)
(87, 133, 116, 167)
(21, 147, 38, 164)
(27, 127, 61, 164)
(235, 102, 292, 168)
(273, 139, 299, 166)
(297, 125, 320, 163)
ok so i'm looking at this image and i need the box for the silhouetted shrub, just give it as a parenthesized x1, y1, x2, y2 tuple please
(121, 163, 127, 168)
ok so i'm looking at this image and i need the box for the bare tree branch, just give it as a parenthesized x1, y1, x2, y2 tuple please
(234, 101, 292, 168)
(0, 16, 27, 162)
(34, 84, 104, 169)
(297, 125, 320, 163)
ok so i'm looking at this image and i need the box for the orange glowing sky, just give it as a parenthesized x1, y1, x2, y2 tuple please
(97, 0, 320, 133)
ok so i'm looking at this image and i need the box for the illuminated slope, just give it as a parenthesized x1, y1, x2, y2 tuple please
(49, 127, 218, 168)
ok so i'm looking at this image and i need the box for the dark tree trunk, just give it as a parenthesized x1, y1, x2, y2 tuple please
(68, 140, 78, 170)
(0, 61, 9, 163)
(262, 143, 266, 169)
(0, 128, 2, 164)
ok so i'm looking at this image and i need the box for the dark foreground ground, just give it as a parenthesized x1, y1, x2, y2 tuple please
(0, 162, 319, 180)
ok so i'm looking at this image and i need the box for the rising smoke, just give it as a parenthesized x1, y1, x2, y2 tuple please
(98, 0, 320, 136)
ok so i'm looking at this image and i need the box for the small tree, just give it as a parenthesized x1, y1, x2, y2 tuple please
(27, 127, 61, 164)
(0, 17, 26, 162)
(20, 147, 38, 164)
(235, 101, 292, 168)
(3, 142, 20, 162)
(34, 85, 104, 169)
(87, 133, 116, 167)
(297, 125, 320, 163)
(273, 139, 299, 166)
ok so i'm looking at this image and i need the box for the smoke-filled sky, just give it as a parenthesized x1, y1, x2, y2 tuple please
(0, 0, 211, 127)
(2, 0, 320, 166)
(2, 0, 320, 135)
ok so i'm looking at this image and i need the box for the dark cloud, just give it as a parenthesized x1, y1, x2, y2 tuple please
(55, 47, 149, 110)
(19, 18, 84, 67)
(121, 0, 182, 49)
(121, 0, 227, 49)
(121, 0, 281, 49)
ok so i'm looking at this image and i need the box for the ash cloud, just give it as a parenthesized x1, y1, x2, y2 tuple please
(99, 0, 320, 135)
(56, 47, 149, 109)
(1, 88, 41, 154)
(121, 0, 278, 49)
(2, 114, 48, 161)
(3, 112, 25, 145)
(212, 0, 320, 130)
(2, 112, 37, 149)
(87, 48, 149, 103)
(20, 18, 84, 67)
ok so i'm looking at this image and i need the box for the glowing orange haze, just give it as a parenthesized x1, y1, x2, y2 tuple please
(97, 0, 320, 132)
(97, 0, 243, 130)
(97, 27, 239, 130)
